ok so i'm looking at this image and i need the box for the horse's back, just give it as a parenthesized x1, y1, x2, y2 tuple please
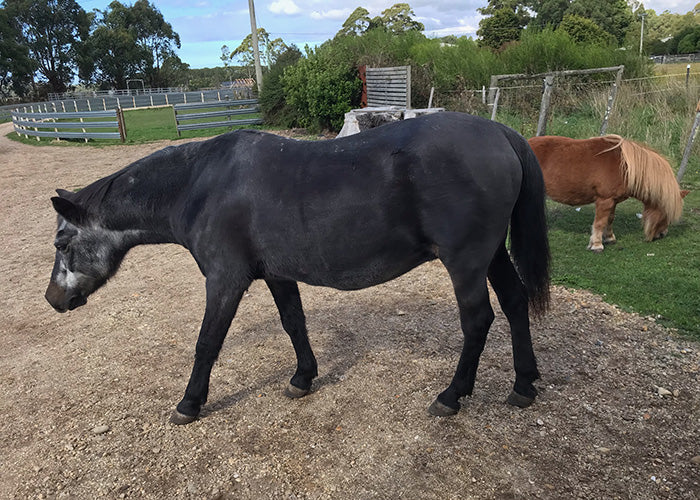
(180, 113, 529, 288)
(528, 135, 627, 205)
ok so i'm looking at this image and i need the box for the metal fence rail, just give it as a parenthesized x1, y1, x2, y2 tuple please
(10, 88, 255, 116)
(173, 99, 262, 135)
(11, 108, 125, 142)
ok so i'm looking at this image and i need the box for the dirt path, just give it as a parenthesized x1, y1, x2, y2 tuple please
(1, 123, 698, 499)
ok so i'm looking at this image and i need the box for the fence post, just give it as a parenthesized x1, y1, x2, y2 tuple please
(677, 99, 700, 183)
(600, 66, 624, 135)
(116, 107, 127, 142)
(490, 88, 500, 121)
(173, 105, 181, 137)
(536, 75, 555, 136)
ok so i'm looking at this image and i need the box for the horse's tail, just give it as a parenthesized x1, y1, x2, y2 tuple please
(505, 130, 551, 317)
(615, 137, 684, 224)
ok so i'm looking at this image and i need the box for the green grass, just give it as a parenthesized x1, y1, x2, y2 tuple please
(547, 195, 700, 337)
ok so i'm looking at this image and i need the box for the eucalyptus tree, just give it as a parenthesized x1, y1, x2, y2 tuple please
(0, 5, 34, 97)
(4, 0, 90, 93)
(87, 0, 183, 89)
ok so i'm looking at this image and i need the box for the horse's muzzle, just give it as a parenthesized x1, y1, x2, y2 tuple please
(45, 281, 86, 313)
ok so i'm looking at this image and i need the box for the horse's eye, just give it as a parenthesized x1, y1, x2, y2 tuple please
(54, 241, 69, 253)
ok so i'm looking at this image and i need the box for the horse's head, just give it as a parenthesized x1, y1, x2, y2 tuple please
(642, 189, 690, 241)
(45, 190, 127, 313)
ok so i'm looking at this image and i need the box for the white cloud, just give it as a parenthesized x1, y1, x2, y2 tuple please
(422, 16, 480, 37)
(310, 8, 352, 21)
(269, 0, 301, 15)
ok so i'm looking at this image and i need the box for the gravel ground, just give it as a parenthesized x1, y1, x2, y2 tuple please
(1, 122, 699, 499)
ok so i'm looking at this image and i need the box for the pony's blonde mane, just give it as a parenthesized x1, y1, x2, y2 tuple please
(598, 134, 683, 224)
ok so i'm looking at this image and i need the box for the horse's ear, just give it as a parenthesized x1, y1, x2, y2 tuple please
(681, 189, 690, 199)
(51, 196, 89, 226)
(55, 188, 75, 199)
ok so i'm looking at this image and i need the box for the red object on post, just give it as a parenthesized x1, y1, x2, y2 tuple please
(359, 65, 367, 108)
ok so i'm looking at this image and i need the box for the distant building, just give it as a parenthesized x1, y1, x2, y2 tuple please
(221, 78, 256, 89)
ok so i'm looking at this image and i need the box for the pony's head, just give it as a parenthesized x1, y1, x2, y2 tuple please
(642, 189, 690, 241)
(45, 190, 129, 312)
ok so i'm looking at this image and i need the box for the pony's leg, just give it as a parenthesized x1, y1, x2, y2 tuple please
(588, 198, 615, 252)
(265, 279, 318, 397)
(603, 203, 618, 244)
(429, 259, 494, 416)
(487, 241, 539, 407)
(171, 277, 250, 425)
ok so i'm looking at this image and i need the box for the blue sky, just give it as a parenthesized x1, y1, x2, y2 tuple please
(77, 0, 699, 69)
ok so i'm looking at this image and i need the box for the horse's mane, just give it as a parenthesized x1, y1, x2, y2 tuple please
(72, 167, 128, 210)
(598, 134, 683, 224)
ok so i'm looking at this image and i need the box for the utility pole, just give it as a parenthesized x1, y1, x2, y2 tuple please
(639, 12, 647, 55)
(248, 0, 264, 92)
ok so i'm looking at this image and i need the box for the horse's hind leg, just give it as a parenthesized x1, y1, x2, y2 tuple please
(429, 258, 494, 416)
(266, 279, 318, 398)
(588, 198, 615, 252)
(487, 241, 539, 407)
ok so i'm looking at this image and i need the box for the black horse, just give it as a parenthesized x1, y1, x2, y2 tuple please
(45, 112, 550, 424)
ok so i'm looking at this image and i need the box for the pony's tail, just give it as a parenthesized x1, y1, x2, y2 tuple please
(506, 131, 551, 317)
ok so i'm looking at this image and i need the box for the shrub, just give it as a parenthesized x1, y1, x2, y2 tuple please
(281, 46, 361, 132)
(258, 45, 302, 127)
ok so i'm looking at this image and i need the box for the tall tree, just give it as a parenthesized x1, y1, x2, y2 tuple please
(336, 7, 371, 37)
(87, 0, 183, 89)
(477, 0, 530, 49)
(229, 28, 288, 73)
(129, 0, 181, 86)
(566, 0, 632, 44)
(0, 5, 34, 98)
(529, 0, 570, 29)
(336, 4, 424, 38)
(375, 3, 424, 33)
(5, 0, 90, 93)
(87, 1, 145, 88)
(558, 14, 615, 44)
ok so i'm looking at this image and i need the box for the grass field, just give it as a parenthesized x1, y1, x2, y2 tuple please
(546, 195, 700, 335)
(6, 96, 700, 338)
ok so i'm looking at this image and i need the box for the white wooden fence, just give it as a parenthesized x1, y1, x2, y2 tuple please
(11, 108, 125, 142)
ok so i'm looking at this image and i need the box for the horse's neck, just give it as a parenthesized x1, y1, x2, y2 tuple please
(97, 161, 186, 246)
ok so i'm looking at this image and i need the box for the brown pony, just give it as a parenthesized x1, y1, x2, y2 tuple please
(529, 134, 689, 252)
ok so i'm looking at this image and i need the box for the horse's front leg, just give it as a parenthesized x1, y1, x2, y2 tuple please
(603, 202, 618, 244)
(588, 198, 615, 252)
(265, 279, 318, 397)
(170, 277, 250, 425)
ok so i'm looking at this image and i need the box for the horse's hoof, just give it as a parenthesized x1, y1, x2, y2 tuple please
(506, 390, 535, 408)
(283, 383, 310, 399)
(169, 410, 198, 425)
(428, 399, 459, 417)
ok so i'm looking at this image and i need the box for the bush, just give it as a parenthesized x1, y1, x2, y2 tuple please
(271, 25, 653, 131)
(281, 46, 362, 132)
(259, 45, 303, 127)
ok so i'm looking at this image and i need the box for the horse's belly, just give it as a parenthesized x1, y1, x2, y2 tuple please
(271, 247, 436, 291)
